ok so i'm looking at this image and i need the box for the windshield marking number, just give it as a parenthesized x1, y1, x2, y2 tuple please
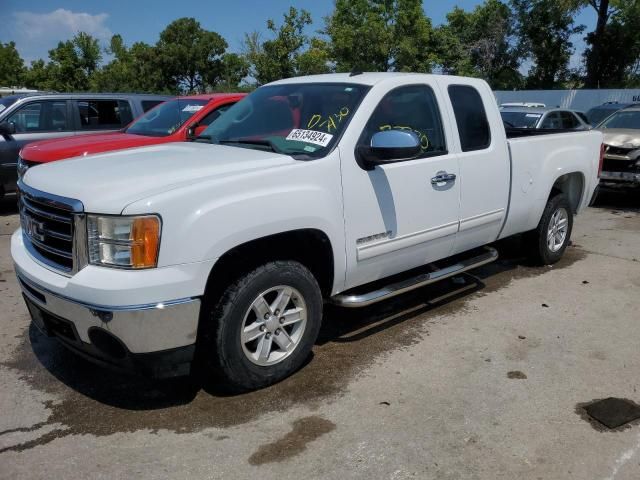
(286, 129, 334, 147)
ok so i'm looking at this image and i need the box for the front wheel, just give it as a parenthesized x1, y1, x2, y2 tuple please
(527, 193, 573, 265)
(198, 260, 323, 392)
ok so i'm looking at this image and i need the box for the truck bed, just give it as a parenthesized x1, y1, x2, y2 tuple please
(505, 127, 579, 138)
(499, 129, 602, 239)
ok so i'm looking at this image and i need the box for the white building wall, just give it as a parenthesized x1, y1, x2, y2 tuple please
(494, 89, 640, 112)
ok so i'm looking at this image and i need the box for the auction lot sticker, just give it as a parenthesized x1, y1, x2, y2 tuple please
(286, 129, 333, 147)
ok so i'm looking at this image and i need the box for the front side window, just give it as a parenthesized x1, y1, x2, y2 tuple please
(126, 98, 209, 137)
(359, 84, 447, 157)
(199, 104, 232, 127)
(448, 85, 490, 151)
(201, 83, 369, 158)
(7, 100, 68, 133)
(77, 100, 133, 130)
(540, 112, 562, 129)
(599, 110, 640, 130)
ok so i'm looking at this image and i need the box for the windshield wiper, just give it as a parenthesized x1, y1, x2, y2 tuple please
(219, 138, 285, 154)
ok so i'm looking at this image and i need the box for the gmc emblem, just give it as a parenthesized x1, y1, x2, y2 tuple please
(22, 213, 46, 242)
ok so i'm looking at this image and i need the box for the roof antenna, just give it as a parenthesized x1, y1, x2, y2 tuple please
(349, 67, 363, 77)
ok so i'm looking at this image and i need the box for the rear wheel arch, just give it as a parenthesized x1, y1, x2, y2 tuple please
(549, 172, 585, 213)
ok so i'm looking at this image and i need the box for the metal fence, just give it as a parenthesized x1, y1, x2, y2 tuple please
(494, 89, 640, 112)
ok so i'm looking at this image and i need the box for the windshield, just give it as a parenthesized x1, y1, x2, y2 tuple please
(200, 83, 369, 157)
(587, 107, 623, 126)
(598, 110, 640, 130)
(501, 111, 542, 128)
(126, 98, 208, 137)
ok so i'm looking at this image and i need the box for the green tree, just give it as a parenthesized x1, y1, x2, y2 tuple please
(511, 0, 584, 88)
(0, 42, 25, 87)
(324, 0, 437, 73)
(244, 7, 329, 85)
(216, 53, 250, 90)
(582, 0, 640, 87)
(155, 17, 228, 92)
(91, 35, 171, 93)
(435, 0, 522, 89)
(23, 59, 51, 90)
(39, 32, 103, 91)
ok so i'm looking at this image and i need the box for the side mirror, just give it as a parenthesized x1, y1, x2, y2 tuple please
(186, 122, 197, 140)
(0, 121, 16, 139)
(357, 130, 421, 167)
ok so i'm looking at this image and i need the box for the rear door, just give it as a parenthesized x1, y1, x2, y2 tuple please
(438, 81, 510, 254)
(72, 98, 134, 136)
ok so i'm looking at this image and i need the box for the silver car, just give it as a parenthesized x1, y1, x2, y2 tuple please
(500, 106, 590, 131)
(596, 105, 640, 186)
(0, 92, 170, 201)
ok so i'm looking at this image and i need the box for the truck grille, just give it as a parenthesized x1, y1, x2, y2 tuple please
(605, 146, 634, 157)
(602, 158, 638, 173)
(18, 183, 84, 273)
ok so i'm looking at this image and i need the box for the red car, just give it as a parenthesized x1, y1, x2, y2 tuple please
(18, 93, 246, 171)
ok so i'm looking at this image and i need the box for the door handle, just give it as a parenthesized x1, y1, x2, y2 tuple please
(431, 172, 457, 185)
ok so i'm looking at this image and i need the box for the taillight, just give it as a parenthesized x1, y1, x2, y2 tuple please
(598, 143, 605, 178)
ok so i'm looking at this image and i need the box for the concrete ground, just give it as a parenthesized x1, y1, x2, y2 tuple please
(0, 189, 639, 480)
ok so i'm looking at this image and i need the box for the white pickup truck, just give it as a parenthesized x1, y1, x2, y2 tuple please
(12, 73, 603, 391)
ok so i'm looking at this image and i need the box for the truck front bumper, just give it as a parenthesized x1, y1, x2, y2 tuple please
(12, 230, 212, 378)
(600, 170, 640, 184)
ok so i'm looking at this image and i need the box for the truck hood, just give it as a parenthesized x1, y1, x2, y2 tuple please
(23, 143, 293, 213)
(20, 132, 170, 163)
(601, 129, 640, 148)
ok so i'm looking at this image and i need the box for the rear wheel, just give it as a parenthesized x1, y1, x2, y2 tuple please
(198, 260, 323, 392)
(527, 193, 573, 265)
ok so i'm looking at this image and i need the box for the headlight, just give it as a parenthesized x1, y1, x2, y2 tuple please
(87, 215, 161, 269)
(17, 156, 28, 180)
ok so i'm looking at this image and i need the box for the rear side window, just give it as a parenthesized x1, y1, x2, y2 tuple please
(6, 100, 69, 133)
(448, 85, 490, 151)
(141, 100, 164, 112)
(560, 111, 579, 129)
(77, 100, 133, 129)
(360, 84, 447, 157)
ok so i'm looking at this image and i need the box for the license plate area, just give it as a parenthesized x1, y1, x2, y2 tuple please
(23, 295, 79, 342)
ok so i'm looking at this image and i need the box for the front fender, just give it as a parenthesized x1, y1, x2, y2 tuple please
(123, 156, 346, 292)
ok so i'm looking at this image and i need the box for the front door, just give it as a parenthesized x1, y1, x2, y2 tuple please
(340, 83, 461, 289)
(0, 99, 73, 193)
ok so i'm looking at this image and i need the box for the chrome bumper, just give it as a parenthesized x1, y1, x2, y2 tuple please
(17, 271, 201, 356)
(600, 171, 640, 184)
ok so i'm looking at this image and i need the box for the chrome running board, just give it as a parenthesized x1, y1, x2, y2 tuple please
(330, 246, 498, 308)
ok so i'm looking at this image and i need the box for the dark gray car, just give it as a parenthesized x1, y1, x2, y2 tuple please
(0, 92, 170, 200)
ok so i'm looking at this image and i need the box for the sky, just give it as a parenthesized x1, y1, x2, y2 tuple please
(0, 0, 596, 69)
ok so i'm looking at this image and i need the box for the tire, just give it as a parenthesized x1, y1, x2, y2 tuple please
(527, 193, 573, 265)
(198, 260, 323, 392)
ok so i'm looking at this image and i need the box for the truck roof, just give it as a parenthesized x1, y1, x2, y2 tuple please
(268, 72, 483, 87)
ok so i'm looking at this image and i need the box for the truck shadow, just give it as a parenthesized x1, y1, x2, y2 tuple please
(0, 233, 590, 450)
(0, 194, 18, 215)
(20, 233, 553, 413)
(591, 186, 640, 212)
